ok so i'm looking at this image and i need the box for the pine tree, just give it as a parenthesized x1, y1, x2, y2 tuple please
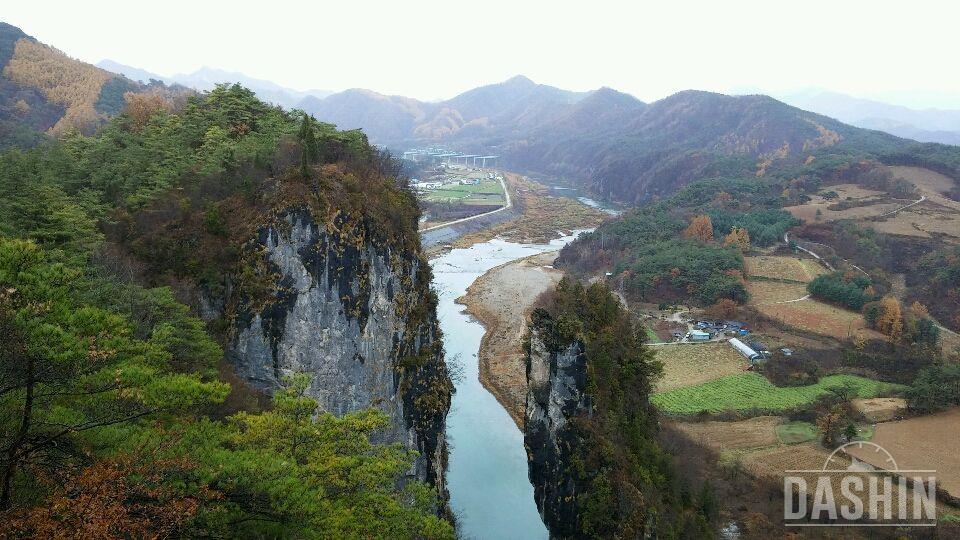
(298, 113, 319, 178)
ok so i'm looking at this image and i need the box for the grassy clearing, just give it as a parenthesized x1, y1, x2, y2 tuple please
(870, 203, 960, 240)
(746, 280, 878, 339)
(784, 183, 898, 223)
(653, 342, 748, 392)
(776, 421, 818, 444)
(744, 255, 827, 283)
(651, 373, 904, 415)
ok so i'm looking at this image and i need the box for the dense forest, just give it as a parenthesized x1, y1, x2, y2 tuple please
(0, 84, 454, 537)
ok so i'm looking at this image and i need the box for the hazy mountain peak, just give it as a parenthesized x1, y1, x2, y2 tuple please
(585, 86, 644, 105)
(502, 74, 536, 87)
(97, 59, 167, 84)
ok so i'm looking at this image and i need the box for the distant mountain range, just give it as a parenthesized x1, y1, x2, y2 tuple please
(768, 89, 960, 146)
(3, 20, 957, 205)
(296, 76, 938, 202)
(97, 60, 331, 110)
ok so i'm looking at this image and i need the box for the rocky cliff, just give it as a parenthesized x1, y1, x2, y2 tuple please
(222, 207, 451, 490)
(524, 317, 591, 537)
(523, 280, 687, 538)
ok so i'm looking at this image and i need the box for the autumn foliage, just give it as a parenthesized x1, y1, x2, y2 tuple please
(704, 298, 739, 319)
(722, 226, 750, 251)
(875, 296, 904, 343)
(123, 91, 173, 129)
(683, 214, 713, 243)
(2, 37, 113, 135)
(0, 452, 215, 539)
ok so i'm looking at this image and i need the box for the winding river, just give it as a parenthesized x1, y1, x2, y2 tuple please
(431, 234, 583, 539)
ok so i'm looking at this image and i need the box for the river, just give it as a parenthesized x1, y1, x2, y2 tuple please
(430, 234, 584, 539)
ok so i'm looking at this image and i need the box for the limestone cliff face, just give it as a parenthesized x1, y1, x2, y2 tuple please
(524, 325, 590, 537)
(223, 207, 450, 490)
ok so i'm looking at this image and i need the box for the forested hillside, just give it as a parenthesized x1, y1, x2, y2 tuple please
(306, 75, 960, 204)
(0, 83, 453, 538)
(557, 176, 801, 305)
(300, 75, 588, 145)
(0, 22, 187, 150)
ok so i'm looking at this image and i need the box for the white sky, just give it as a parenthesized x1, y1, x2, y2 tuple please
(4, 0, 960, 106)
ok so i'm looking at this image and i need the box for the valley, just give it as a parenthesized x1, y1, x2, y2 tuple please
(1, 14, 960, 539)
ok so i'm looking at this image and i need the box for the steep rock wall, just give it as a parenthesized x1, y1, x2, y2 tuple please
(524, 325, 590, 537)
(225, 207, 451, 490)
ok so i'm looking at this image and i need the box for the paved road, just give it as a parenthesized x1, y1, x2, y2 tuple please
(420, 175, 512, 233)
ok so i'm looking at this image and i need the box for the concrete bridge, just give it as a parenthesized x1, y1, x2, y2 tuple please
(402, 148, 500, 168)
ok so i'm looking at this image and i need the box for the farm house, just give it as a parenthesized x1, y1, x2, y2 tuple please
(728, 337, 762, 361)
(689, 330, 711, 341)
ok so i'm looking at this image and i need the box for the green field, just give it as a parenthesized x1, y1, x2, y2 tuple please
(776, 421, 819, 444)
(651, 373, 904, 415)
(421, 179, 505, 205)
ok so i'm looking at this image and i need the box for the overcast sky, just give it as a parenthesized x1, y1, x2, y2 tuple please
(5, 0, 959, 107)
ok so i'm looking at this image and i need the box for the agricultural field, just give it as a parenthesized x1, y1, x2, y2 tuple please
(852, 397, 907, 422)
(888, 166, 956, 197)
(746, 280, 809, 304)
(741, 442, 959, 521)
(785, 183, 900, 223)
(672, 416, 780, 451)
(743, 255, 827, 283)
(651, 373, 904, 415)
(746, 280, 880, 339)
(869, 200, 960, 242)
(421, 178, 505, 205)
(653, 342, 748, 392)
(754, 297, 879, 339)
(846, 408, 960, 497)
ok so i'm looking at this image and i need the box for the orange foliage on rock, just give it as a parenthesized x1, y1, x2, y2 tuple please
(683, 214, 713, 243)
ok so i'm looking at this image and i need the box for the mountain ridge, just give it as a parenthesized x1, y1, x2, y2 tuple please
(774, 89, 960, 145)
(97, 59, 333, 109)
(303, 78, 960, 203)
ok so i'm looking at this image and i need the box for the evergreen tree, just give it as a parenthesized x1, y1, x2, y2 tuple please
(298, 113, 319, 178)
